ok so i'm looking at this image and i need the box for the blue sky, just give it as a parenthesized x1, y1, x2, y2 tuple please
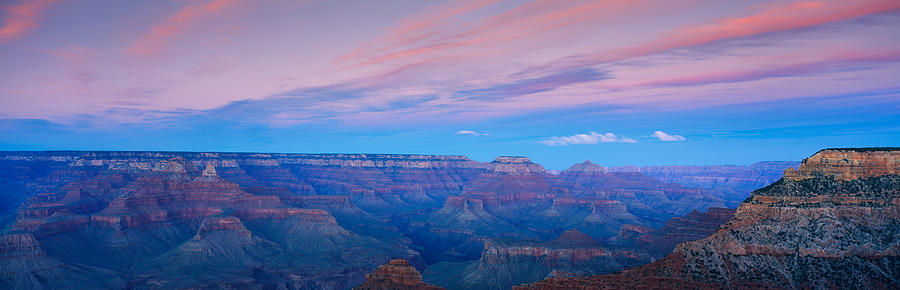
(1, 0, 899, 169)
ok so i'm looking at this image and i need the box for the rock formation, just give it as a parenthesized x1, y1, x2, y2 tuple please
(488, 156, 548, 175)
(355, 259, 444, 290)
(0, 151, 799, 289)
(517, 148, 900, 289)
(793, 147, 898, 180)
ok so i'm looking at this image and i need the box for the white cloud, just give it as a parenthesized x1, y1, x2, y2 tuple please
(540, 132, 637, 146)
(652, 131, 686, 142)
(456, 130, 488, 136)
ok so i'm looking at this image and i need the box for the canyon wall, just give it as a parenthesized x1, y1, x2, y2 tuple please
(0, 151, 793, 289)
(518, 148, 900, 289)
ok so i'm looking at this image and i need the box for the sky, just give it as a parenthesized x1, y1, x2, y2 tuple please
(0, 0, 898, 169)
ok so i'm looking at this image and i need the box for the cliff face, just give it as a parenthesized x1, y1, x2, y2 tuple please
(792, 148, 898, 180)
(518, 148, 900, 289)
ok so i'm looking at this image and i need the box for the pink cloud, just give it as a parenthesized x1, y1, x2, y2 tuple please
(337, 0, 900, 91)
(557, 0, 900, 69)
(5, 0, 898, 128)
(342, 0, 661, 68)
(0, 0, 58, 44)
(128, 0, 238, 57)
(338, 0, 501, 63)
(664, 1, 899, 49)
(340, 48, 900, 126)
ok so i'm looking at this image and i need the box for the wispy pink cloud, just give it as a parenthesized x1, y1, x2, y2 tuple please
(318, 0, 900, 125)
(342, 0, 661, 68)
(554, 0, 900, 70)
(338, 0, 501, 63)
(0, 0, 58, 45)
(337, 0, 900, 90)
(663, 1, 899, 51)
(329, 47, 900, 126)
(4, 0, 898, 129)
(128, 0, 238, 57)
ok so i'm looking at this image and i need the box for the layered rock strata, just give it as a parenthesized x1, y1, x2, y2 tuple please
(0, 151, 797, 288)
(0, 158, 419, 289)
(517, 148, 900, 289)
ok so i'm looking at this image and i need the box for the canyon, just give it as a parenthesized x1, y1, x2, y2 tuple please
(518, 148, 900, 289)
(0, 151, 797, 289)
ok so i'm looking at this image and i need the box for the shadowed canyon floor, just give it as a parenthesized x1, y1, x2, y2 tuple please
(0, 151, 798, 289)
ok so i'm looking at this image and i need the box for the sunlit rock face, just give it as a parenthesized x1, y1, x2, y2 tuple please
(517, 148, 900, 289)
(792, 148, 899, 181)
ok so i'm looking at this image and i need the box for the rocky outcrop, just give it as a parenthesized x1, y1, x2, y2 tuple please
(792, 148, 898, 180)
(200, 164, 217, 177)
(355, 259, 444, 290)
(551, 229, 599, 246)
(488, 156, 547, 175)
(517, 148, 900, 289)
